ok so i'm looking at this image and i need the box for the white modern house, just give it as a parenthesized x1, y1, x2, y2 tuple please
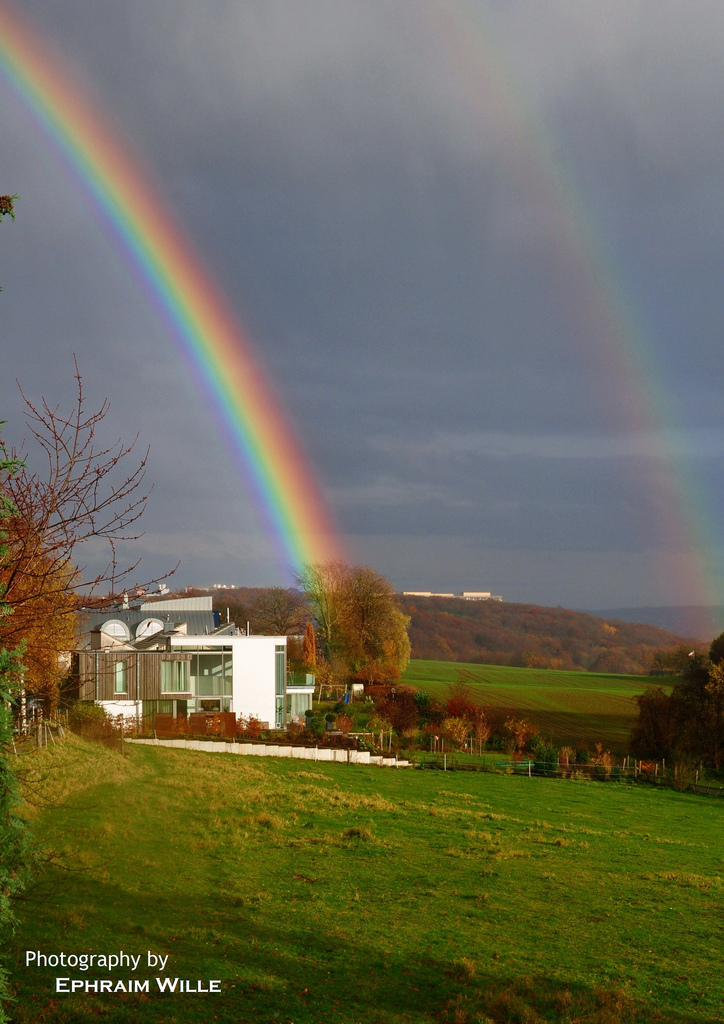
(76, 596, 314, 729)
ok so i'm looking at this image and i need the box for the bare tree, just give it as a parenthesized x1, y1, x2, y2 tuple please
(249, 587, 307, 636)
(0, 363, 174, 610)
(0, 365, 176, 665)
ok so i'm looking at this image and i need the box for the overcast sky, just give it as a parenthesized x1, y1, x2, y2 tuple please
(2, 0, 724, 610)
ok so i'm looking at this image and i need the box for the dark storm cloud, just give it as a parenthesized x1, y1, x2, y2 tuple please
(2, 1, 724, 605)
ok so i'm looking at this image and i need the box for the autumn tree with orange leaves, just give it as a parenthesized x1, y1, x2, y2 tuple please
(0, 364, 173, 711)
(295, 561, 410, 686)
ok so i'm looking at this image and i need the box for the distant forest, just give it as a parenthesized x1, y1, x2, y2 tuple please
(176, 587, 701, 676)
(398, 596, 702, 675)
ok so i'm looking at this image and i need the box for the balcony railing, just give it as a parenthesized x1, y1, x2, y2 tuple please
(286, 672, 315, 690)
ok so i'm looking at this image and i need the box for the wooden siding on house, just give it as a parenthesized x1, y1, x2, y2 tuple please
(78, 651, 192, 702)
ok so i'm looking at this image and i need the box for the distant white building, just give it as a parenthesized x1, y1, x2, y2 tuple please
(76, 596, 314, 729)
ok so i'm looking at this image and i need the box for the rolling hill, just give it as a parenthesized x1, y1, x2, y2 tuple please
(170, 587, 705, 676)
(402, 659, 655, 753)
(399, 595, 703, 674)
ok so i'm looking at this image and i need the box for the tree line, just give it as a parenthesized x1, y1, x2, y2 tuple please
(631, 635, 724, 771)
(401, 595, 699, 674)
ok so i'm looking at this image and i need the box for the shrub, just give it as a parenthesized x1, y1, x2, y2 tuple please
(445, 679, 478, 721)
(375, 687, 418, 733)
(558, 746, 576, 776)
(504, 716, 537, 752)
(530, 741, 559, 776)
(592, 743, 614, 778)
(307, 716, 325, 739)
(68, 701, 109, 730)
(423, 697, 445, 725)
(413, 690, 431, 714)
(470, 708, 492, 753)
(671, 758, 696, 792)
(237, 715, 263, 739)
(441, 717, 470, 749)
(422, 722, 441, 750)
(68, 702, 116, 742)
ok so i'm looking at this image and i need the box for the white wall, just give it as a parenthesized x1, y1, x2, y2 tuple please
(100, 699, 141, 721)
(229, 635, 283, 726)
(168, 633, 285, 725)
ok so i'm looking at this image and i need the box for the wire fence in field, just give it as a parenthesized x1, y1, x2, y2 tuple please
(19, 712, 724, 799)
(411, 752, 724, 797)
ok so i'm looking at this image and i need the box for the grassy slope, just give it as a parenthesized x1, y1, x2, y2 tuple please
(402, 659, 662, 753)
(8, 736, 724, 1024)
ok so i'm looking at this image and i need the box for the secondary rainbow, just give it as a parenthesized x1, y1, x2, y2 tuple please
(0, 2, 342, 575)
(416, 0, 721, 607)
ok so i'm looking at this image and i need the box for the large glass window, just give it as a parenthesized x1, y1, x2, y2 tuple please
(190, 653, 232, 696)
(161, 660, 190, 692)
(142, 700, 173, 727)
(287, 692, 312, 721)
(114, 661, 127, 694)
(275, 645, 286, 697)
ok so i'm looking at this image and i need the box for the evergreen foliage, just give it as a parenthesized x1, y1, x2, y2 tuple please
(302, 620, 316, 669)
(0, 440, 31, 1024)
(630, 655, 724, 769)
(709, 630, 724, 666)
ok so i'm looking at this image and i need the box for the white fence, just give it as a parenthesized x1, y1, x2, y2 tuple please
(127, 737, 409, 767)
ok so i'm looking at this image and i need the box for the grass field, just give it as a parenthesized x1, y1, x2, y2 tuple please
(402, 660, 662, 754)
(7, 735, 724, 1024)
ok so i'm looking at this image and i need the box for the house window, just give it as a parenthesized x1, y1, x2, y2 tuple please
(102, 620, 131, 642)
(114, 661, 127, 694)
(192, 653, 230, 696)
(275, 646, 285, 697)
(161, 660, 190, 693)
(287, 692, 312, 721)
(223, 655, 233, 696)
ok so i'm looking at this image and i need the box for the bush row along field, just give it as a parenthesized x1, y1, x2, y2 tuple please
(10, 735, 724, 1024)
(401, 661, 663, 757)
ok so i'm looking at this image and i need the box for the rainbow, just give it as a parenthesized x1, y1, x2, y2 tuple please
(0, 2, 342, 577)
(415, 0, 721, 608)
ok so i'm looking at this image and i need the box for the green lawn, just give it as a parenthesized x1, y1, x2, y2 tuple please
(402, 659, 663, 754)
(7, 735, 724, 1023)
